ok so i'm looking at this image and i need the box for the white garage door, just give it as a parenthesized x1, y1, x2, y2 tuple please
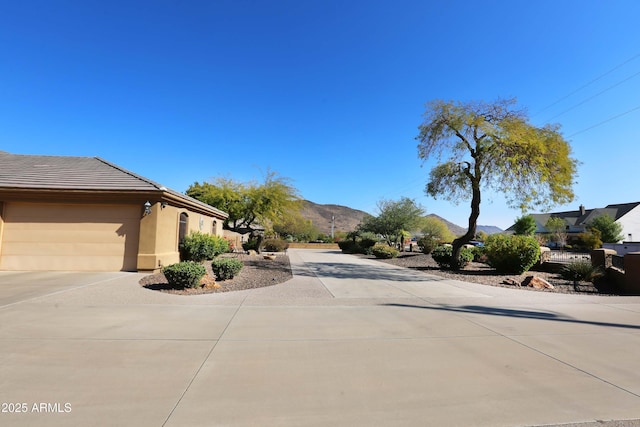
(0, 202, 140, 271)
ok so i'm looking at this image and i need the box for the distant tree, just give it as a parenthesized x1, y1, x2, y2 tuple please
(545, 216, 568, 247)
(359, 197, 425, 246)
(420, 216, 455, 242)
(513, 214, 537, 236)
(273, 211, 319, 242)
(187, 171, 301, 250)
(475, 230, 489, 242)
(416, 98, 577, 269)
(589, 214, 624, 243)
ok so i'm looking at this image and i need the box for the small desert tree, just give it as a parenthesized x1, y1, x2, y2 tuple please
(416, 98, 577, 269)
(420, 216, 455, 242)
(187, 171, 301, 252)
(513, 214, 537, 236)
(359, 197, 424, 247)
(545, 216, 568, 247)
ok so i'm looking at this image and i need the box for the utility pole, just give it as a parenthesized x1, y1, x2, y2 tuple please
(331, 215, 335, 240)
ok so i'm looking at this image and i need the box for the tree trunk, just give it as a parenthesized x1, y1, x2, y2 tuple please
(451, 180, 481, 270)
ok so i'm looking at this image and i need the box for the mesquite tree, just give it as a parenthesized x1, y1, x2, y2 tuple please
(416, 98, 577, 269)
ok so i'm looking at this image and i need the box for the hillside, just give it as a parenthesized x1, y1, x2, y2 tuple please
(299, 201, 503, 237)
(300, 200, 369, 235)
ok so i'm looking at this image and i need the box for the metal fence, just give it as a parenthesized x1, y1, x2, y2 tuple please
(548, 250, 590, 263)
(612, 254, 625, 271)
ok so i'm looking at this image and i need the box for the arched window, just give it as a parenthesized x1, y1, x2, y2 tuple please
(178, 212, 189, 248)
(212, 220, 217, 235)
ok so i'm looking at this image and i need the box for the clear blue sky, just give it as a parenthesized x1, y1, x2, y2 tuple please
(2, 0, 639, 230)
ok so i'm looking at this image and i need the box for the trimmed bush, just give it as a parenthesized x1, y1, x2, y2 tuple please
(263, 239, 290, 252)
(431, 245, 474, 269)
(338, 240, 359, 254)
(485, 234, 540, 274)
(180, 232, 230, 262)
(417, 236, 438, 254)
(371, 245, 399, 259)
(242, 238, 260, 252)
(560, 260, 603, 284)
(211, 258, 244, 280)
(162, 261, 207, 289)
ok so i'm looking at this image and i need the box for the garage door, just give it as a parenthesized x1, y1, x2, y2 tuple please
(0, 202, 140, 271)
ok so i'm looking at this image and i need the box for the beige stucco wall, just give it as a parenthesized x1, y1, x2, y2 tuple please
(137, 202, 226, 271)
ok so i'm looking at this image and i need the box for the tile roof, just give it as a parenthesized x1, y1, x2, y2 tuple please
(0, 152, 227, 218)
(0, 151, 162, 191)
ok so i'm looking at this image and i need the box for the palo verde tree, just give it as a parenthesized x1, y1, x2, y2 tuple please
(416, 98, 577, 269)
(186, 171, 301, 249)
(359, 197, 424, 247)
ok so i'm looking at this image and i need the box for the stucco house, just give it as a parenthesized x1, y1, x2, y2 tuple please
(506, 203, 640, 243)
(0, 152, 227, 272)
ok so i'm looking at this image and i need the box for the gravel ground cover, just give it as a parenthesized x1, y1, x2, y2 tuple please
(367, 251, 618, 295)
(140, 250, 618, 296)
(139, 253, 292, 295)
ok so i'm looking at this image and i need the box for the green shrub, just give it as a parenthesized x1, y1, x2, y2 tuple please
(417, 236, 438, 254)
(338, 240, 359, 253)
(560, 260, 603, 284)
(431, 245, 473, 269)
(263, 239, 290, 252)
(485, 234, 540, 274)
(162, 261, 207, 289)
(471, 245, 488, 262)
(359, 237, 378, 251)
(211, 258, 244, 280)
(180, 232, 230, 262)
(242, 238, 260, 252)
(371, 245, 399, 259)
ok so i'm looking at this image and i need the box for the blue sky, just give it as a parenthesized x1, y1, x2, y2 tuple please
(2, 0, 639, 229)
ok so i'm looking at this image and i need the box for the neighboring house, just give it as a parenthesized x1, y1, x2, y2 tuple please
(505, 203, 640, 243)
(0, 152, 228, 272)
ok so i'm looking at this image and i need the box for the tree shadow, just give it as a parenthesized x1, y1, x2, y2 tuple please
(292, 262, 447, 283)
(383, 303, 640, 330)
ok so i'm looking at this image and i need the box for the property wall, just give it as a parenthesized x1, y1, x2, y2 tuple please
(603, 243, 640, 256)
(137, 202, 225, 271)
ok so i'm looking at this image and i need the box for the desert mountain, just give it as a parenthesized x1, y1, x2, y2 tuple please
(299, 201, 503, 237)
(300, 200, 368, 235)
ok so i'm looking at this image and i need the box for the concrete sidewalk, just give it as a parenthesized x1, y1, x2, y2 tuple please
(1, 249, 640, 426)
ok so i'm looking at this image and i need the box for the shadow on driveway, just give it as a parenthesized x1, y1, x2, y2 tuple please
(383, 303, 640, 331)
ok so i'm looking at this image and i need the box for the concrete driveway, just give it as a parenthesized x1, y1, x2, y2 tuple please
(1, 249, 640, 427)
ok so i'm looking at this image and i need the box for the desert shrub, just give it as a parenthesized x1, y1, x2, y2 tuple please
(211, 258, 244, 280)
(338, 240, 359, 254)
(417, 236, 438, 254)
(371, 245, 399, 259)
(560, 260, 603, 284)
(471, 245, 488, 263)
(162, 261, 207, 289)
(263, 239, 290, 252)
(574, 230, 602, 251)
(180, 232, 230, 262)
(431, 245, 473, 269)
(242, 238, 260, 252)
(485, 234, 540, 274)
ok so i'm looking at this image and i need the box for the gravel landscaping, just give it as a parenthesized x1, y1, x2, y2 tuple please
(140, 250, 619, 296)
(139, 253, 292, 295)
(366, 251, 619, 295)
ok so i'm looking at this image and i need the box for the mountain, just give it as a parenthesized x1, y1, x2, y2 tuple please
(300, 200, 369, 235)
(299, 201, 503, 237)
